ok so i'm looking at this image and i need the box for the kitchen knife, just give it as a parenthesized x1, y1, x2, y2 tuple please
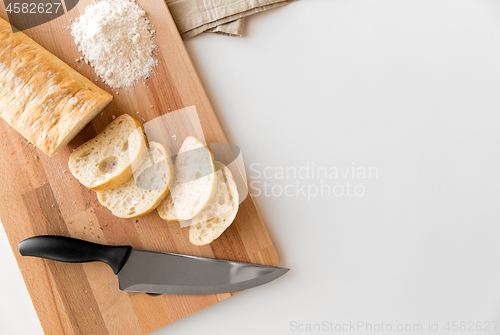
(18, 235, 289, 295)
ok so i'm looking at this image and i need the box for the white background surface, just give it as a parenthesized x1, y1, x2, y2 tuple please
(3, 0, 500, 334)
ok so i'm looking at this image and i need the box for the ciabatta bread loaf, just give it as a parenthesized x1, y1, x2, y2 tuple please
(97, 142, 174, 218)
(68, 114, 148, 191)
(0, 18, 112, 156)
(189, 161, 239, 246)
(157, 136, 217, 221)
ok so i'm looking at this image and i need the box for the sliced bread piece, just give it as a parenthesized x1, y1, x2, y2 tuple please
(68, 114, 148, 191)
(189, 161, 239, 246)
(97, 142, 174, 218)
(157, 136, 217, 221)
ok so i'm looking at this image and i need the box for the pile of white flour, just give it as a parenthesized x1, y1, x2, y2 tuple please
(71, 0, 156, 89)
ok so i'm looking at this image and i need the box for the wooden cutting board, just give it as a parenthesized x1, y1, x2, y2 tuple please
(0, 1, 279, 334)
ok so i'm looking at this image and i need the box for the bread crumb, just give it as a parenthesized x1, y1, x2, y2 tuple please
(172, 135, 177, 140)
(111, 115, 116, 120)
(34, 155, 38, 160)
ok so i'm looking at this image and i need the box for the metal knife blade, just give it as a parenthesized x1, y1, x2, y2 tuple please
(118, 249, 288, 295)
(18, 235, 288, 295)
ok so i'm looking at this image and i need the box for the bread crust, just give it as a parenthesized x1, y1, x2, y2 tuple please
(0, 18, 112, 156)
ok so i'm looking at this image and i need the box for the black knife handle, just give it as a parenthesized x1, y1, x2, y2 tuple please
(18, 235, 132, 274)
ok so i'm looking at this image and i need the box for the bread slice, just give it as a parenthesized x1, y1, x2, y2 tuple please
(96, 142, 174, 218)
(0, 18, 112, 157)
(157, 136, 217, 221)
(68, 114, 148, 192)
(189, 161, 239, 246)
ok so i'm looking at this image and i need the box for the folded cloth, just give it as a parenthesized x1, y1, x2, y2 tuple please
(165, 0, 295, 39)
(206, 18, 245, 37)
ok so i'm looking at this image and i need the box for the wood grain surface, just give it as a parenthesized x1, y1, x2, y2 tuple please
(0, 1, 279, 334)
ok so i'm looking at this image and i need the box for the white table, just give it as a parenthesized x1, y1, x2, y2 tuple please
(3, 1, 500, 334)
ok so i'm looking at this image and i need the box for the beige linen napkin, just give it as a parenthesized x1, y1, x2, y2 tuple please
(165, 0, 294, 39)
